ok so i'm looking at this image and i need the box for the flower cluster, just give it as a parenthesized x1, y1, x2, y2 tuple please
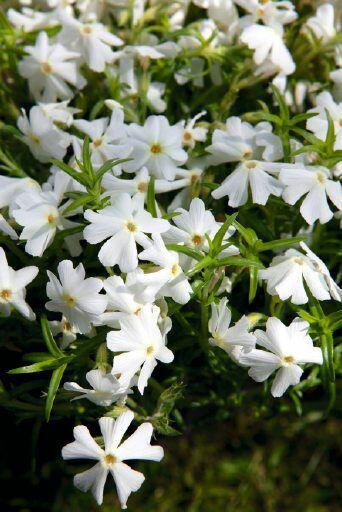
(1, 0, 341, 509)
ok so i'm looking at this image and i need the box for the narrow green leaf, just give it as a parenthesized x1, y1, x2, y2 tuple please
(146, 176, 158, 218)
(248, 266, 259, 303)
(45, 364, 67, 421)
(232, 220, 258, 246)
(270, 84, 289, 121)
(62, 193, 94, 216)
(216, 257, 263, 268)
(255, 236, 306, 252)
(82, 136, 94, 179)
(41, 315, 64, 358)
(95, 158, 132, 184)
(212, 213, 238, 254)
(166, 244, 202, 262)
(8, 357, 72, 374)
(51, 159, 89, 187)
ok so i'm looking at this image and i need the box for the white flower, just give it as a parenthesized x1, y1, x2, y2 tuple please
(146, 82, 167, 113)
(12, 186, 81, 257)
(235, 0, 297, 33)
(279, 165, 342, 225)
(123, 116, 188, 180)
(212, 160, 283, 207)
(259, 248, 334, 304)
(208, 298, 256, 360)
(107, 305, 174, 394)
(138, 234, 192, 305)
(17, 106, 70, 162)
(163, 197, 239, 256)
(0, 175, 40, 209)
(83, 193, 170, 272)
(181, 111, 208, 149)
(98, 270, 155, 328)
(37, 100, 80, 127)
(0, 247, 38, 320)
(306, 3, 336, 44)
(306, 91, 342, 150)
(8, 7, 53, 32)
(58, 15, 123, 72)
(46, 260, 107, 334)
(240, 317, 323, 397)
(50, 315, 78, 348)
(18, 31, 86, 101)
(73, 108, 131, 170)
(62, 411, 164, 508)
(206, 117, 283, 165)
(240, 24, 295, 76)
(299, 242, 341, 302)
(64, 369, 133, 406)
(102, 167, 187, 204)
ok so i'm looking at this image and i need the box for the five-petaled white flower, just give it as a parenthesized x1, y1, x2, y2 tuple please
(62, 411, 164, 508)
(138, 234, 192, 305)
(107, 305, 174, 394)
(240, 317, 323, 397)
(306, 91, 342, 150)
(208, 298, 256, 362)
(46, 260, 107, 334)
(259, 248, 334, 304)
(18, 31, 86, 101)
(64, 369, 134, 406)
(0, 247, 38, 320)
(279, 165, 342, 225)
(58, 15, 123, 72)
(83, 193, 170, 272)
(123, 115, 188, 180)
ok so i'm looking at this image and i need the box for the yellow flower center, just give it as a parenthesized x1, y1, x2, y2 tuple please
(245, 161, 257, 169)
(150, 143, 162, 154)
(30, 134, 40, 144)
(47, 213, 56, 224)
(41, 62, 52, 74)
(81, 25, 93, 35)
(93, 138, 102, 148)
(137, 182, 148, 193)
(283, 355, 295, 364)
(126, 221, 137, 233)
(0, 289, 11, 300)
(171, 263, 180, 276)
(293, 257, 304, 265)
(183, 131, 192, 143)
(62, 294, 76, 307)
(104, 454, 116, 465)
(146, 345, 154, 355)
(192, 234, 202, 245)
(316, 172, 327, 184)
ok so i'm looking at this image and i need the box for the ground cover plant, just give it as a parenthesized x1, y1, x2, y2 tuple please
(0, 0, 341, 510)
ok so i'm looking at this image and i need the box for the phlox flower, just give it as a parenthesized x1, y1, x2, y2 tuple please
(212, 160, 283, 207)
(138, 234, 193, 305)
(235, 0, 297, 33)
(83, 193, 170, 272)
(37, 100, 80, 127)
(206, 117, 283, 165)
(58, 15, 123, 72)
(0, 175, 40, 210)
(17, 106, 70, 162)
(107, 305, 174, 394)
(46, 260, 107, 334)
(73, 108, 131, 170)
(259, 248, 335, 305)
(0, 247, 38, 320)
(240, 23, 295, 76)
(240, 317, 323, 397)
(279, 165, 342, 225)
(180, 111, 208, 149)
(305, 3, 336, 43)
(64, 369, 134, 406)
(122, 115, 188, 180)
(0, 214, 18, 240)
(50, 315, 78, 348)
(18, 31, 86, 101)
(306, 91, 342, 150)
(62, 411, 164, 508)
(208, 298, 256, 361)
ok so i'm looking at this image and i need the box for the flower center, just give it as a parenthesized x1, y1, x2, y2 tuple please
(81, 25, 93, 35)
(183, 131, 192, 143)
(293, 256, 304, 265)
(243, 149, 253, 159)
(316, 171, 327, 184)
(62, 294, 76, 307)
(30, 134, 40, 144)
(92, 138, 102, 148)
(190, 173, 199, 185)
(283, 355, 295, 364)
(137, 181, 148, 193)
(104, 454, 116, 466)
(0, 289, 11, 301)
(150, 143, 162, 154)
(171, 263, 180, 276)
(192, 234, 202, 245)
(47, 213, 56, 224)
(41, 62, 52, 74)
(245, 161, 257, 169)
(62, 319, 72, 331)
(126, 221, 137, 233)
(146, 345, 154, 355)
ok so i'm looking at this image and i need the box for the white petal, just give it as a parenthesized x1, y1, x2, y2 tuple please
(74, 462, 108, 506)
(117, 422, 164, 462)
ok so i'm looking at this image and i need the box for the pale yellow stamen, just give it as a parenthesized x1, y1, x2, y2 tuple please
(41, 62, 52, 74)
(126, 221, 137, 233)
(0, 289, 11, 300)
(63, 294, 76, 307)
(150, 143, 162, 154)
(283, 355, 295, 364)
